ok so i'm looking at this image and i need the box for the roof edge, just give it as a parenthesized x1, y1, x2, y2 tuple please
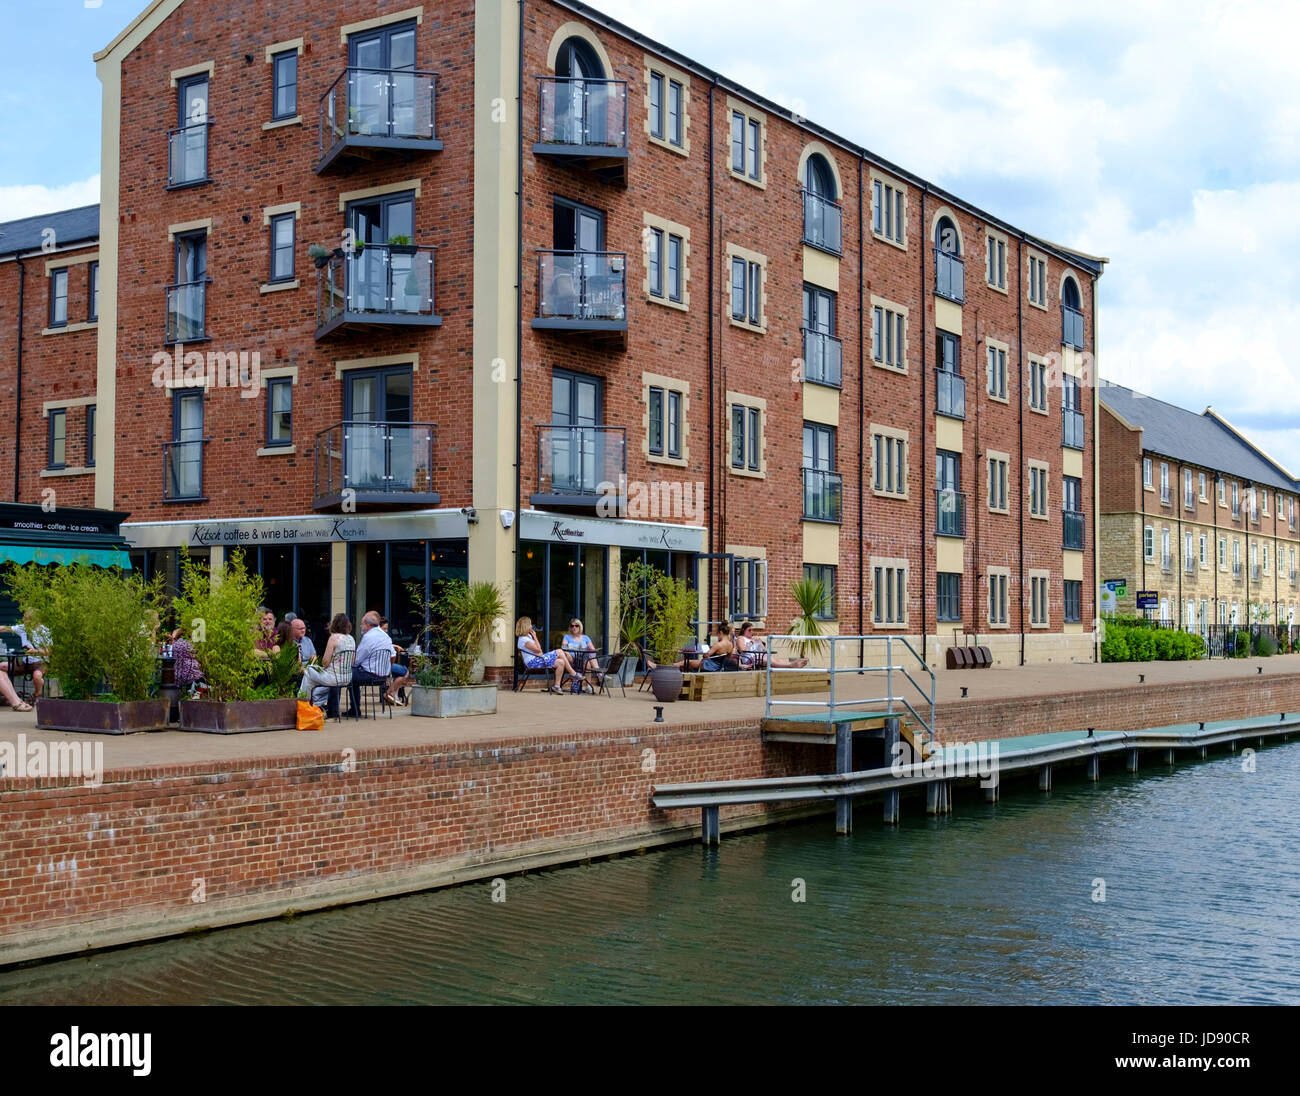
(94, 0, 172, 62)
(1204, 408, 1300, 484)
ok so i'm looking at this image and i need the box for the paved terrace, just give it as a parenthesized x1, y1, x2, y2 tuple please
(2, 655, 1299, 772)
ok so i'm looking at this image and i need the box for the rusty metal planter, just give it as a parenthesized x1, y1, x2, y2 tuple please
(35, 698, 171, 735)
(178, 698, 298, 734)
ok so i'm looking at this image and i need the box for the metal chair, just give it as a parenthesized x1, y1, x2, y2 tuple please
(351, 649, 393, 720)
(514, 649, 551, 692)
(319, 649, 355, 722)
(592, 651, 626, 698)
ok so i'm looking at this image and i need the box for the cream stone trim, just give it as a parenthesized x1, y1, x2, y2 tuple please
(869, 555, 909, 629)
(869, 423, 909, 500)
(1028, 569, 1051, 629)
(262, 116, 302, 131)
(724, 242, 767, 334)
(929, 204, 965, 258)
(545, 20, 613, 75)
(868, 294, 909, 374)
(262, 202, 302, 225)
(265, 37, 305, 62)
(985, 336, 1010, 404)
(643, 56, 691, 156)
(259, 280, 300, 294)
(334, 353, 419, 378)
(797, 140, 843, 200)
(1026, 246, 1049, 310)
(641, 371, 690, 467)
(256, 445, 297, 457)
(340, 7, 424, 44)
(337, 179, 422, 211)
(259, 366, 299, 385)
(985, 226, 1009, 293)
(725, 390, 766, 479)
(40, 466, 94, 479)
(42, 322, 98, 336)
(44, 251, 99, 273)
(986, 449, 1011, 514)
(170, 61, 214, 87)
(96, 0, 175, 61)
(42, 396, 97, 416)
(869, 167, 908, 250)
(1059, 269, 1082, 303)
(987, 566, 1011, 629)
(1028, 458, 1050, 519)
(642, 212, 691, 311)
(168, 218, 213, 241)
(725, 96, 768, 189)
(1028, 353, 1050, 415)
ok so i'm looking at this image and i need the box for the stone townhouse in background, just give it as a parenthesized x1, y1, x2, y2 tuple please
(0, 0, 1108, 673)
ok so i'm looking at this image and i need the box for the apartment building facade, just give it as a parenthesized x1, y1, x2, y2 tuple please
(1, 0, 1104, 669)
(1099, 383, 1300, 631)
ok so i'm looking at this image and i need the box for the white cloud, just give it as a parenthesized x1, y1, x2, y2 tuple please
(0, 175, 100, 222)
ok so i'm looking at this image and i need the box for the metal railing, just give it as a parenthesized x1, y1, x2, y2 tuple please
(1250, 506, 1260, 524)
(1062, 304, 1085, 349)
(313, 421, 435, 502)
(1063, 509, 1085, 550)
(1184, 490, 1196, 511)
(1291, 569, 1298, 586)
(163, 439, 207, 500)
(1063, 408, 1085, 449)
(1232, 503, 1241, 520)
(803, 468, 843, 523)
(537, 77, 628, 149)
(764, 634, 936, 748)
(536, 425, 627, 499)
(934, 248, 965, 303)
(935, 369, 966, 419)
(316, 244, 436, 328)
(1161, 486, 1171, 504)
(1161, 553, 1172, 572)
(167, 121, 212, 187)
(802, 189, 843, 255)
(802, 328, 842, 387)
(1252, 565, 1263, 582)
(318, 67, 438, 157)
(1233, 561, 1243, 578)
(935, 487, 966, 537)
(1185, 557, 1197, 575)
(537, 251, 626, 322)
(1206, 623, 1300, 658)
(165, 280, 209, 343)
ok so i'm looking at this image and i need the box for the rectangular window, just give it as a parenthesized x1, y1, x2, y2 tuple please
(649, 72, 664, 139)
(803, 564, 837, 620)
(730, 110, 744, 173)
(731, 403, 761, 471)
(667, 234, 682, 301)
(986, 345, 1007, 399)
(86, 405, 96, 468)
(648, 387, 664, 455)
(1160, 462, 1170, 502)
(266, 377, 292, 446)
(937, 573, 960, 622)
(872, 304, 906, 369)
(986, 235, 1006, 289)
(48, 408, 66, 469)
(987, 455, 1008, 511)
(1064, 580, 1082, 624)
(988, 573, 1008, 625)
(1144, 457, 1153, 488)
(270, 212, 295, 282)
(651, 230, 684, 303)
(667, 79, 683, 146)
(1029, 359, 1048, 411)
(872, 432, 906, 496)
(88, 261, 99, 322)
(730, 108, 761, 179)
(1232, 481, 1239, 516)
(873, 565, 907, 625)
(730, 256, 761, 326)
(1200, 534, 1208, 565)
(667, 390, 681, 459)
(272, 49, 297, 120)
(1218, 536, 1226, 567)
(1031, 575, 1048, 625)
(872, 178, 905, 244)
(649, 228, 664, 298)
(1029, 465, 1048, 517)
(1144, 525, 1155, 560)
(50, 268, 68, 327)
(746, 118, 760, 179)
(1028, 254, 1047, 305)
(1199, 472, 1208, 501)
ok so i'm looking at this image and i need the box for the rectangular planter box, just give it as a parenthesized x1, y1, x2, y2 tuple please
(35, 697, 171, 735)
(178, 698, 298, 734)
(410, 684, 498, 718)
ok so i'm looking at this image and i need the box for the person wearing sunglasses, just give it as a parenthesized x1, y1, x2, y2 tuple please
(560, 618, 597, 694)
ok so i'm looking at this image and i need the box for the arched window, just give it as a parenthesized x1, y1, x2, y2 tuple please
(801, 153, 842, 254)
(934, 215, 960, 256)
(1062, 275, 1080, 310)
(804, 154, 836, 199)
(555, 37, 604, 79)
(1061, 274, 1084, 348)
(933, 215, 963, 302)
(552, 37, 608, 146)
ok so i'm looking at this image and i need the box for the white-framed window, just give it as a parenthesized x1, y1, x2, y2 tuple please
(1028, 358, 1049, 412)
(871, 299, 907, 371)
(1219, 536, 1227, 568)
(1161, 528, 1171, 568)
(988, 452, 1009, 513)
(986, 342, 1007, 400)
(871, 171, 906, 247)
(986, 230, 1007, 291)
(1143, 457, 1153, 489)
(1263, 544, 1270, 573)
(871, 427, 908, 498)
(1027, 252, 1048, 307)
(871, 560, 908, 626)
(1218, 477, 1227, 505)
(1200, 534, 1208, 567)
(1199, 472, 1208, 501)
(1159, 462, 1170, 502)
(1144, 525, 1155, 560)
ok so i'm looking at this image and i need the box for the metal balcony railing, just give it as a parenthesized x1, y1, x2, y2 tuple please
(1184, 490, 1196, 511)
(315, 244, 438, 337)
(535, 425, 627, 504)
(1063, 409, 1085, 449)
(1232, 503, 1241, 520)
(163, 439, 208, 501)
(167, 121, 212, 187)
(536, 251, 627, 325)
(537, 77, 628, 150)
(165, 280, 209, 343)
(1062, 304, 1085, 349)
(318, 67, 439, 169)
(935, 369, 966, 419)
(1186, 557, 1197, 575)
(1161, 553, 1172, 573)
(802, 328, 843, 388)
(1252, 565, 1263, 582)
(1249, 506, 1260, 524)
(935, 488, 966, 538)
(1161, 486, 1172, 504)
(802, 189, 843, 255)
(312, 421, 436, 509)
(803, 468, 843, 523)
(934, 249, 965, 303)
(1290, 569, 1298, 586)
(1233, 562, 1243, 579)
(1063, 509, 1085, 550)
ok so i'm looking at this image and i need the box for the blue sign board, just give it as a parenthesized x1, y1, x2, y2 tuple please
(1135, 590, 1158, 610)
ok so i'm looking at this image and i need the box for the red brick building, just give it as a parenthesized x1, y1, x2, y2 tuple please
(1, 0, 1105, 669)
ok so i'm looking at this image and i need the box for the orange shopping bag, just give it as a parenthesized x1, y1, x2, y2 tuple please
(296, 700, 325, 731)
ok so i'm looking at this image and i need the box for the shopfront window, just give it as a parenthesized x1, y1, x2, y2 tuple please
(348, 539, 467, 649)
(518, 541, 610, 654)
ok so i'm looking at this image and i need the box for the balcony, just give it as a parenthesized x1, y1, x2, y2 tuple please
(935, 488, 966, 538)
(534, 77, 629, 186)
(1290, 569, 1297, 586)
(934, 249, 965, 304)
(533, 251, 627, 342)
(1161, 487, 1172, 505)
(802, 329, 842, 388)
(1063, 409, 1085, 450)
(1232, 504, 1241, 520)
(532, 425, 627, 513)
(803, 468, 843, 524)
(1062, 304, 1085, 349)
(1233, 562, 1243, 579)
(167, 121, 212, 188)
(316, 67, 441, 174)
(935, 369, 966, 419)
(1184, 491, 1196, 512)
(1063, 509, 1085, 550)
(165, 280, 209, 344)
(1185, 557, 1197, 575)
(312, 421, 437, 511)
(1249, 506, 1260, 525)
(315, 244, 440, 340)
(1252, 565, 1263, 582)
(163, 439, 208, 502)
(1161, 554, 1172, 573)
(802, 190, 842, 255)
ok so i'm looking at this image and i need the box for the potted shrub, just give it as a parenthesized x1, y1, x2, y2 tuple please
(386, 234, 417, 256)
(172, 551, 298, 733)
(408, 579, 504, 717)
(6, 561, 171, 734)
(626, 560, 694, 702)
(308, 243, 333, 269)
(788, 575, 830, 663)
(615, 575, 649, 687)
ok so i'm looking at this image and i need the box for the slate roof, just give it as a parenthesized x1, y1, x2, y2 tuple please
(1100, 381, 1299, 493)
(0, 204, 99, 258)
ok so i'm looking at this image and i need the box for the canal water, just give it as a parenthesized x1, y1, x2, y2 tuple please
(3, 742, 1299, 1005)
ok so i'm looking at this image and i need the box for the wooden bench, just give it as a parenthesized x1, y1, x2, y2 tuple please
(679, 669, 831, 702)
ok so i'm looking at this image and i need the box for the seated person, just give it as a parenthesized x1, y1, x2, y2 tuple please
(168, 626, 204, 694)
(516, 616, 578, 694)
(254, 607, 280, 658)
(353, 611, 410, 707)
(645, 624, 736, 673)
(1, 618, 49, 698)
(735, 621, 807, 668)
(378, 617, 409, 702)
(561, 618, 597, 693)
(298, 614, 355, 709)
(290, 617, 317, 663)
(0, 666, 33, 712)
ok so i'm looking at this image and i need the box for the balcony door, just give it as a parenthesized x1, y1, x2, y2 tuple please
(171, 391, 204, 499)
(345, 367, 414, 492)
(552, 369, 602, 495)
(176, 74, 208, 183)
(347, 192, 415, 313)
(554, 37, 607, 144)
(550, 199, 609, 319)
(348, 20, 416, 137)
(937, 449, 961, 534)
(172, 231, 207, 341)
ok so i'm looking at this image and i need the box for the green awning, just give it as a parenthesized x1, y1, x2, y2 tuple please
(0, 545, 132, 569)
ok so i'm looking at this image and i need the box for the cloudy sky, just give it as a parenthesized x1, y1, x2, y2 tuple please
(3, 0, 1297, 470)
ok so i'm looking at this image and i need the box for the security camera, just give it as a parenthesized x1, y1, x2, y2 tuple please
(461, 507, 478, 523)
